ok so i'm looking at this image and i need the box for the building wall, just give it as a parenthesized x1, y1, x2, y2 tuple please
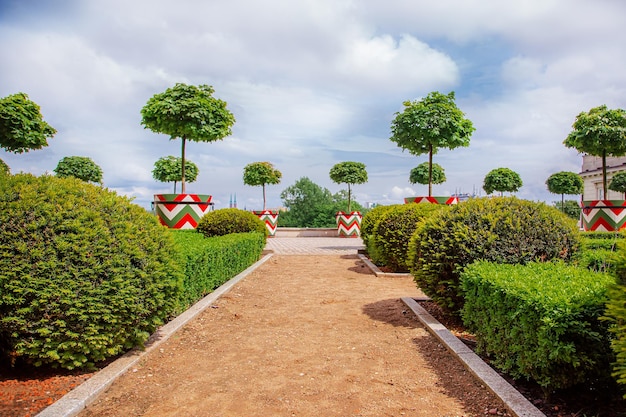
(580, 155, 626, 200)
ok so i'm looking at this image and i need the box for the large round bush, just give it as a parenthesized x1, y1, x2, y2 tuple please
(408, 197, 581, 314)
(197, 208, 267, 238)
(374, 203, 445, 272)
(0, 174, 183, 369)
(360, 204, 393, 263)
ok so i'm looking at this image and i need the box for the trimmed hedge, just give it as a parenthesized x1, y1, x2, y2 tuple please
(373, 203, 444, 272)
(197, 208, 267, 238)
(360, 204, 394, 265)
(0, 174, 183, 369)
(408, 197, 581, 314)
(575, 231, 622, 273)
(461, 261, 614, 391)
(171, 230, 265, 311)
(604, 233, 626, 397)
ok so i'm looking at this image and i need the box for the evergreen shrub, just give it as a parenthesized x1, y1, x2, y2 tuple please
(360, 205, 393, 265)
(408, 197, 580, 314)
(196, 208, 267, 238)
(373, 203, 444, 272)
(461, 261, 614, 391)
(0, 174, 183, 370)
(576, 231, 622, 273)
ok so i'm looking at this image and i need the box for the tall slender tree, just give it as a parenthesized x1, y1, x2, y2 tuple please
(243, 161, 282, 211)
(329, 161, 368, 212)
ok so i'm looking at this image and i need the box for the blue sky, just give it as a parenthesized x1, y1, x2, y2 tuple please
(1, 0, 625, 210)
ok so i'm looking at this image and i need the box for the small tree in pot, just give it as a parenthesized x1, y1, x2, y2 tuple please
(153, 156, 199, 193)
(0, 92, 56, 154)
(409, 162, 446, 193)
(243, 161, 282, 211)
(329, 161, 368, 213)
(545, 171, 583, 212)
(609, 172, 626, 199)
(483, 168, 522, 196)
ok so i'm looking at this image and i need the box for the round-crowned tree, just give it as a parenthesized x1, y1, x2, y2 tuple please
(546, 171, 583, 210)
(409, 162, 446, 192)
(153, 155, 199, 193)
(54, 156, 103, 184)
(609, 172, 626, 199)
(0, 92, 56, 154)
(243, 161, 282, 211)
(329, 161, 368, 212)
(483, 167, 523, 196)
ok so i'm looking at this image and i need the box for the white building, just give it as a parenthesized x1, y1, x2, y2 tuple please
(580, 155, 626, 200)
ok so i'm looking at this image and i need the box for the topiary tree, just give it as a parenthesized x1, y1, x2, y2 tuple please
(152, 155, 199, 193)
(483, 167, 523, 196)
(609, 172, 626, 199)
(329, 161, 368, 212)
(196, 208, 267, 238)
(0, 92, 56, 154)
(390, 91, 474, 197)
(408, 197, 580, 315)
(141, 83, 235, 193)
(546, 171, 583, 210)
(242, 161, 282, 211)
(0, 174, 183, 369)
(564, 105, 626, 198)
(409, 162, 446, 192)
(53, 156, 103, 184)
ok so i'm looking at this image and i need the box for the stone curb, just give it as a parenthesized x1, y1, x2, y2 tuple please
(357, 253, 412, 278)
(35, 253, 275, 417)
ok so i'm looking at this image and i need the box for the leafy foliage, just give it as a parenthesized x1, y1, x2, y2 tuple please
(409, 162, 446, 187)
(390, 91, 474, 196)
(551, 200, 581, 220)
(0, 174, 183, 369)
(243, 161, 282, 210)
(564, 105, 626, 196)
(546, 171, 583, 208)
(461, 261, 614, 392)
(196, 208, 267, 238)
(609, 172, 626, 199)
(53, 156, 103, 184)
(408, 197, 581, 314)
(361, 205, 394, 262)
(329, 161, 368, 212)
(0, 92, 56, 154)
(0, 159, 9, 175)
(483, 167, 523, 195)
(152, 155, 199, 193)
(604, 233, 626, 397)
(141, 83, 235, 192)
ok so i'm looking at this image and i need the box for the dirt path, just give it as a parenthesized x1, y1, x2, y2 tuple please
(80, 255, 510, 417)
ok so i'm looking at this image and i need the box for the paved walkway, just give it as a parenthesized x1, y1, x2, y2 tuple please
(265, 236, 365, 255)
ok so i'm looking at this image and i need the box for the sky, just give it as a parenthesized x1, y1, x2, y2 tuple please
(1, 0, 626, 211)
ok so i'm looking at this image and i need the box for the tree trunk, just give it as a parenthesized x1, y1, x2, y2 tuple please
(602, 150, 607, 198)
(262, 183, 267, 211)
(428, 145, 433, 197)
(181, 137, 187, 194)
(348, 183, 352, 212)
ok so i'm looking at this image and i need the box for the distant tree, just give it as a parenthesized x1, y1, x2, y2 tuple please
(54, 156, 103, 184)
(609, 172, 626, 199)
(546, 171, 583, 210)
(0, 92, 56, 154)
(243, 161, 282, 211)
(329, 161, 368, 212)
(409, 162, 446, 191)
(0, 158, 9, 175)
(564, 105, 626, 198)
(390, 91, 474, 196)
(141, 83, 235, 193)
(483, 168, 523, 196)
(279, 177, 335, 227)
(552, 200, 581, 220)
(152, 156, 199, 193)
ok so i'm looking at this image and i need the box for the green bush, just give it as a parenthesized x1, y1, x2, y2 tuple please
(360, 205, 393, 264)
(0, 158, 9, 175)
(575, 232, 623, 273)
(604, 234, 626, 398)
(196, 208, 267, 238)
(461, 261, 614, 392)
(408, 197, 581, 314)
(0, 174, 183, 370)
(171, 230, 265, 310)
(373, 203, 444, 272)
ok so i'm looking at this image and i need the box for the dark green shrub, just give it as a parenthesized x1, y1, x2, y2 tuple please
(0, 174, 183, 370)
(575, 232, 622, 273)
(604, 234, 626, 398)
(461, 261, 614, 392)
(196, 208, 267, 238)
(408, 197, 580, 314)
(360, 205, 393, 264)
(171, 230, 265, 310)
(373, 203, 444, 272)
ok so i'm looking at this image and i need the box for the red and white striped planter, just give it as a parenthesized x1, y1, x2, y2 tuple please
(335, 211, 362, 237)
(254, 210, 280, 237)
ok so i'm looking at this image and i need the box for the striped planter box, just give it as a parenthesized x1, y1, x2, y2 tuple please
(581, 200, 626, 231)
(154, 194, 213, 229)
(335, 211, 362, 237)
(254, 210, 280, 237)
(404, 196, 459, 205)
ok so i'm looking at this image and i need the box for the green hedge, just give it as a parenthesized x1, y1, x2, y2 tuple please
(171, 230, 266, 311)
(360, 205, 394, 265)
(575, 231, 622, 273)
(461, 261, 614, 391)
(0, 174, 183, 370)
(604, 234, 626, 398)
(197, 208, 267, 238)
(408, 197, 580, 314)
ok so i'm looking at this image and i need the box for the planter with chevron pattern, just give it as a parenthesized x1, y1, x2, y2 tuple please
(335, 211, 362, 237)
(254, 210, 280, 237)
(153, 194, 213, 229)
(581, 199, 626, 231)
(404, 196, 459, 205)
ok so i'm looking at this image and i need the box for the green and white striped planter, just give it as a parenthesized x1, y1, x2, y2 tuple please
(254, 210, 280, 237)
(581, 199, 626, 231)
(154, 194, 213, 229)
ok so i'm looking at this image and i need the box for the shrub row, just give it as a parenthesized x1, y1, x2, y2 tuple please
(605, 237, 626, 397)
(171, 230, 266, 311)
(461, 260, 614, 392)
(197, 208, 267, 237)
(360, 204, 393, 265)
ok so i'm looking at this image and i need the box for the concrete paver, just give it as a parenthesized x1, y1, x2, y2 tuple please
(264, 236, 364, 255)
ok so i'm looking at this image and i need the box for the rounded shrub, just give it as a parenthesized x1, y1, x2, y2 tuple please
(0, 174, 183, 370)
(197, 208, 267, 238)
(408, 197, 581, 314)
(361, 204, 393, 261)
(373, 203, 445, 272)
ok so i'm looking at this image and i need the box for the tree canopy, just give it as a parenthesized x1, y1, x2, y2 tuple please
(409, 162, 446, 187)
(564, 105, 626, 198)
(140, 83, 235, 193)
(390, 91, 474, 196)
(609, 172, 626, 199)
(0, 92, 56, 154)
(54, 156, 103, 184)
(152, 156, 199, 193)
(329, 161, 368, 212)
(243, 161, 282, 210)
(545, 171, 583, 208)
(483, 167, 523, 196)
